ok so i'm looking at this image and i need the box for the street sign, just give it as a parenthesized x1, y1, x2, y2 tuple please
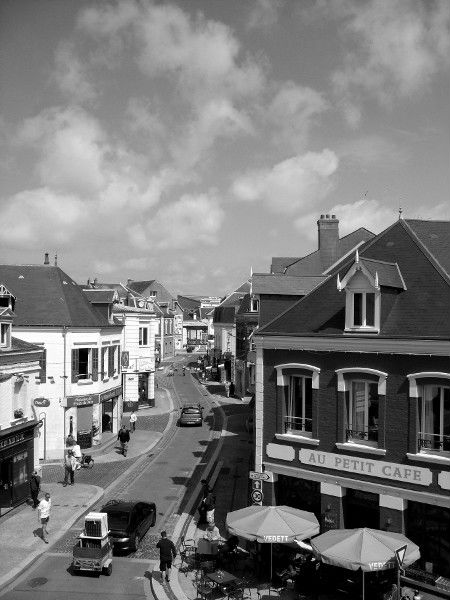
(251, 489, 263, 504)
(395, 544, 408, 567)
(252, 480, 262, 490)
(249, 471, 270, 481)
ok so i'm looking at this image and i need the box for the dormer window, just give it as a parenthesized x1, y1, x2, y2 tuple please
(1, 323, 11, 348)
(250, 297, 259, 312)
(352, 291, 375, 327)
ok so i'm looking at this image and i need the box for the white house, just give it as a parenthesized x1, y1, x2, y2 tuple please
(0, 260, 124, 460)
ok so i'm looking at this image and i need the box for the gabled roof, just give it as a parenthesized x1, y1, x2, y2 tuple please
(358, 258, 406, 289)
(272, 228, 374, 276)
(270, 258, 300, 274)
(177, 295, 201, 311)
(213, 306, 237, 324)
(3, 336, 43, 355)
(259, 219, 450, 339)
(404, 219, 450, 280)
(0, 265, 114, 328)
(127, 280, 156, 295)
(82, 289, 118, 304)
(252, 274, 326, 295)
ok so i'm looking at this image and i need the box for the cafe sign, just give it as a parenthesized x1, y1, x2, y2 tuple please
(299, 449, 432, 487)
(65, 394, 97, 408)
(99, 386, 122, 402)
(34, 397, 50, 407)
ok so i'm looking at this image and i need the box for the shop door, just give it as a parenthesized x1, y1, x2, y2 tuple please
(344, 489, 379, 529)
(0, 459, 13, 508)
(138, 374, 148, 405)
(11, 449, 29, 505)
(102, 400, 113, 431)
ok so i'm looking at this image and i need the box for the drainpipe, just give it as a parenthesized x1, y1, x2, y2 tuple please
(62, 326, 67, 457)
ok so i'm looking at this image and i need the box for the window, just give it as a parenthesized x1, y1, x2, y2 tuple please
(139, 327, 148, 346)
(285, 376, 313, 436)
(340, 266, 380, 332)
(352, 292, 375, 327)
(101, 347, 108, 378)
(0, 323, 10, 347)
(418, 385, 450, 454)
(108, 346, 115, 377)
(72, 348, 98, 382)
(250, 297, 259, 312)
(346, 381, 379, 445)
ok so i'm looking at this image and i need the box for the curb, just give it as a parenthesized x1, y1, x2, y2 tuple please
(0, 485, 104, 594)
(0, 388, 176, 596)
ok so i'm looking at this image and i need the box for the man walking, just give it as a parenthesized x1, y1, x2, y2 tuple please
(117, 424, 130, 456)
(63, 449, 76, 486)
(37, 492, 51, 543)
(29, 470, 41, 509)
(156, 531, 176, 583)
(129, 410, 137, 432)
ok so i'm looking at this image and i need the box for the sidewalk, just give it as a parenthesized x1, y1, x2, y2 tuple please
(0, 377, 175, 592)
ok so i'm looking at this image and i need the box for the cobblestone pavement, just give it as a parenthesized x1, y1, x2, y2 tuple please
(136, 412, 170, 432)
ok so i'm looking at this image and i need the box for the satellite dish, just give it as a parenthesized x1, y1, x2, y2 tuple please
(138, 300, 144, 308)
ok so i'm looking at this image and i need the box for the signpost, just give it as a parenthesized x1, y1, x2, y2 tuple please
(251, 489, 263, 504)
(395, 545, 408, 600)
(249, 471, 270, 481)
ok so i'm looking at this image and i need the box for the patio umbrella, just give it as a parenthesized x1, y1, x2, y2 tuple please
(311, 528, 420, 600)
(226, 505, 320, 594)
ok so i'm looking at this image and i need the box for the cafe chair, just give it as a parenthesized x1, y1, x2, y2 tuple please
(196, 580, 214, 600)
(179, 537, 197, 575)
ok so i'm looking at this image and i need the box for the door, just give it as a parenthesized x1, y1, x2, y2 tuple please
(344, 489, 379, 529)
(0, 458, 13, 508)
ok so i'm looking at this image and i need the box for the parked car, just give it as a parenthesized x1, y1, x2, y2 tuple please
(179, 404, 203, 426)
(100, 500, 156, 552)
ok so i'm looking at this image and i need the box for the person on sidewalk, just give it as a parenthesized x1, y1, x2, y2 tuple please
(117, 424, 130, 456)
(72, 441, 82, 470)
(129, 410, 137, 432)
(29, 470, 41, 508)
(204, 490, 216, 524)
(63, 449, 77, 486)
(156, 530, 176, 583)
(224, 381, 231, 397)
(37, 492, 51, 543)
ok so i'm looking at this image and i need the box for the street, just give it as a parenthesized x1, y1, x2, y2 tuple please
(0, 358, 218, 599)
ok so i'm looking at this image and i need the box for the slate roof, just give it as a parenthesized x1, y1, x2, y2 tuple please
(270, 258, 300, 274)
(127, 280, 156, 295)
(358, 258, 406, 289)
(272, 228, 375, 276)
(5, 336, 43, 354)
(213, 306, 237, 324)
(82, 289, 117, 303)
(252, 274, 326, 295)
(0, 265, 114, 327)
(405, 219, 450, 279)
(177, 295, 201, 311)
(259, 219, 450, 339)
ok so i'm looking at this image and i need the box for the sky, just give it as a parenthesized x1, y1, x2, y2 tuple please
(0, 0, 449, 296)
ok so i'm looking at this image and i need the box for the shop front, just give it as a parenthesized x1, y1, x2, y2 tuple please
(65, 394, 96, 449)
(276, 474, 321, 517)
(99, 387, 121, 435)
(0, 421, 38, 514)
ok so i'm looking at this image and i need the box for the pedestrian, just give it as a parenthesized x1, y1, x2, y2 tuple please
(63, 449, 76, 486)
(182, 366, 186, 376)
(117, 424, 130, 456)
(29, 470, 41, 509)
(156, 530, 176, 583)
(129, 410, 137, 432)
(72, 440, 82, 470)
(37, 492, 51, 543)
(204, 490, 216, 524)
(229, 381, 235, 397)
(224, 380, 230, 397)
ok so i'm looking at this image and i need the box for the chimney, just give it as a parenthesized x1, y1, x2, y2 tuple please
(54, 253, 58, 266)
(317, 214, 339, 270)
(93, 277, 98, 286)
(44, 252, 49, 265)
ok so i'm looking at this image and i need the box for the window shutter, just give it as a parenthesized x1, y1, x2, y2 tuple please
(92, 348, 99, 381)
(71, 349, 79, 383)
(117, 346, 121, 375)
(100, 347, 105, 379)
(108, 346, 114, 377)
(39, 348, 47, 383)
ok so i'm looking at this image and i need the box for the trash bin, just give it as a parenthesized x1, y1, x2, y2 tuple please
(77, 429, 92, 449)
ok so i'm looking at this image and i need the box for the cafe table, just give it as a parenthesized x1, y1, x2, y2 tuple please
(206, 568, 238, 590)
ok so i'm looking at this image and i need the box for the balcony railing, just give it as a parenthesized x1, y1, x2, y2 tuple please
(346, 427, 378, 443)
(284, 416, 312, 437)
(418, 432, 450, 453)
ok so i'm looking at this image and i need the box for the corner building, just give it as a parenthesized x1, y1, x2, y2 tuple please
(255, 218, 450, 580)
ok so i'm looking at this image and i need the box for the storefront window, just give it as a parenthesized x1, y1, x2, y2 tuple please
(276, 475, 320, 517)
(407, 502, 450, 578)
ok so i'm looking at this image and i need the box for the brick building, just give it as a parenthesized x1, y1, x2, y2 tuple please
(255, 218, 450, 580)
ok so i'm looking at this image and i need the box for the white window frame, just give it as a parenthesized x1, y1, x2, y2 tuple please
(286, 375, 313, 437)
(250, 297, 259, 312)
(139, 327, 149, 346)
(1, 323, 11, 347)
(417, 384, 450, 456)
(346, 379, 379, 447)
(345, 289, 380, 332)
(77, 348, 92, 380)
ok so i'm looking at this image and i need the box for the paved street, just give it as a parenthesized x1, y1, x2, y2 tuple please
(0, 357, 225, 599)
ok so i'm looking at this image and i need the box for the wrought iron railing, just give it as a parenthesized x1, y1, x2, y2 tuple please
(284, 416, 312, 436)
(346, 427, 378, 443)
(418, 432, 450, 453)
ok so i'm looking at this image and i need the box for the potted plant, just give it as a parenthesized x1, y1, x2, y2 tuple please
(13, 408, 24, 419)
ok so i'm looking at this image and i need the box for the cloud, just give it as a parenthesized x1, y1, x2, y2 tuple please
(266, 82, 328, 149)
(52, 41, 97, 103)
(232, 150, 339, 214)
(327, 0, 450, 123)
(247, 0, 282, 30)
(129, 193, 225, 251)
(17, 107, 107, 197)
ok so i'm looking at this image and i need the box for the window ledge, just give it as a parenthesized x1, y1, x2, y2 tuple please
(344, 327, 380, 334)
(10, 417, 28, 426)
(335, 442, 386, 456)
(406, 452, 450, 465)
(77, 379, 93, 386)
(102, 377, 110, 383)
(112, 374, 119, 380)
(275, 433, 320, 446)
